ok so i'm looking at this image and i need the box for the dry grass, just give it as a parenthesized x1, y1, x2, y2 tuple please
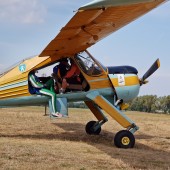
(0, 107, 170, 170)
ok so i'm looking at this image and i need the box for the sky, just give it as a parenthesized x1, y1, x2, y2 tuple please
(0, 0, 170, 96)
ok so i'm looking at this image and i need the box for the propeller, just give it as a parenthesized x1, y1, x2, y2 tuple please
(140, 58, 160, 86)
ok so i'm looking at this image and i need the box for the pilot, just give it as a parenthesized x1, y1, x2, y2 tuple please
(29, 70, 64, 118)
(60, 59, 81, 93)
(52, 58, 71, 94)
(53, 58, 70, 80)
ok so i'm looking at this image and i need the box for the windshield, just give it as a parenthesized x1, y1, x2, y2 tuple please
(75, 51, 103, 76)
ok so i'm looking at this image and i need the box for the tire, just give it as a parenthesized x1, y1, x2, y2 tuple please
(114, 130, 135, 149)
(85, 121, 101, 135)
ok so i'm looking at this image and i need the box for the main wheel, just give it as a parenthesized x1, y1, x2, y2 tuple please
(114, 130, 135, 149)
(85, 121, 101, 135)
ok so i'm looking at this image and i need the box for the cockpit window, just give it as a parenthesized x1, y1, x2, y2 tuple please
(75, 51, 103, 76)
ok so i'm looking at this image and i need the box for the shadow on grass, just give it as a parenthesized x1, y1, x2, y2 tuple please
(1, 122, 170, 169)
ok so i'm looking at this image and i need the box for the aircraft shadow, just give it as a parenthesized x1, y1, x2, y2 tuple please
(1, 122, 170, 169)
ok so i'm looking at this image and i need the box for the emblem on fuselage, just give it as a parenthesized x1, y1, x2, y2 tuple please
(117, 74, 125, 86)
(19, 64, 26, 72)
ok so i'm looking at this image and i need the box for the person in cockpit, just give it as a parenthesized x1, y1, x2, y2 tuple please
(29, 70, 64, 118)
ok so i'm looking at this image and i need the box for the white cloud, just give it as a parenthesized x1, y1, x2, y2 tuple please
(0, 0, 47, 24)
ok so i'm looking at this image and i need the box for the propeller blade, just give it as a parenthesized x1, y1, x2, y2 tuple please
(140, 59, 160, 85)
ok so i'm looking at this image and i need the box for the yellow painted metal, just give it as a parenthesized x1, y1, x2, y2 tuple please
(157, 59, 161, 68)
(94, 96, 132, 128)
(0, 86, 28, 95)
(0, 56, 50, 100)
(0, 74, 27, 87)
(89, 78, 112, 90)
(110, 75, 140, 87)
(0, 90, 29, 99)
(120, 103, 129, 110)
(85, 101, 105, 121)
(79, 72, 108, 81)
(0, 56, 49, 86)
(121, 137, 130, 146)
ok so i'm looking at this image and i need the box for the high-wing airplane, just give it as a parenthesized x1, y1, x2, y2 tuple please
(0, 0, 168, 148)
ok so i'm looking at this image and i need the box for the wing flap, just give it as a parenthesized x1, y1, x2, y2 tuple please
(39, 0, 165, 58)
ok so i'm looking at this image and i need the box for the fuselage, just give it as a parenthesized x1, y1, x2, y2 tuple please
(0, 51, 140, 108)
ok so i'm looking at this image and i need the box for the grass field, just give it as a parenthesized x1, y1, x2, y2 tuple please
(0, 107, 170, 170)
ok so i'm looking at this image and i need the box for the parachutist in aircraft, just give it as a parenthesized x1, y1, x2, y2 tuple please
(0, 0, 167, 148)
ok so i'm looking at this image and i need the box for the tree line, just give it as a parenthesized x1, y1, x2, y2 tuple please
(68, 95, 170, 114)
(128, 95, 170, 114)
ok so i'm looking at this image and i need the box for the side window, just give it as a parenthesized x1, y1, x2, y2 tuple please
(75, 52, 103, 76)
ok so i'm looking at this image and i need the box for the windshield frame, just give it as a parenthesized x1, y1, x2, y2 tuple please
(74, 50, 107, 77)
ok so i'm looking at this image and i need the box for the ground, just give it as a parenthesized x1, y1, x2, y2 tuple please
(0, 107, 170, 170)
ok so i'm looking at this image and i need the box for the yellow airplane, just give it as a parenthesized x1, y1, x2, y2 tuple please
(0, 0, 167, 148)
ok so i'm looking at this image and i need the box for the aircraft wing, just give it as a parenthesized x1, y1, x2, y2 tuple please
(39, 0, 166, 58)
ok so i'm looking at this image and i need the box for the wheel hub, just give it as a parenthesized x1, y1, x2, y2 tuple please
(121, 137, 130, 145)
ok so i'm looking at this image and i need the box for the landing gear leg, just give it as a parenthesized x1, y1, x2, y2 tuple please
(85, 101, 108, 135)
(86, 91, 139, 148)
(85, 119, 107, 135)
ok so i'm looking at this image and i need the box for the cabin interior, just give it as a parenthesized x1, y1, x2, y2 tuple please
(28, 51, 107, 95)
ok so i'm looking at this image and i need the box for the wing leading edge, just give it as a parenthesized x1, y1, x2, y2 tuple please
(39, 0, 166, 58)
